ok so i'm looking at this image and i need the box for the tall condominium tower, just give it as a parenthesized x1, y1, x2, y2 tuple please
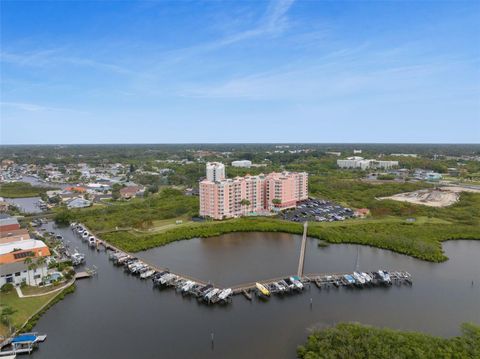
(199, 163, 308, 220)
(205, 162, 225, 182)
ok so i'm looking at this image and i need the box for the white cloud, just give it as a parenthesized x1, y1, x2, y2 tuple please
(0, 101, 87, 114)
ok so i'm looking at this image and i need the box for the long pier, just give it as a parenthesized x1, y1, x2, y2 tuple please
(232, 270, 412, 293)
(297, 221, 308, 277)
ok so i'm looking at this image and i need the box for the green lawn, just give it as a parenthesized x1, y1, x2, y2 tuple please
(56, 188, 198, 231)
(20, 283, 68, 296)
(0, 290, 58, 337)
(0, 182, 51, 198)
(297, 322, 480, 359)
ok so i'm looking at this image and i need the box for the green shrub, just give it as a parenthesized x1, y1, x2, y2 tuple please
(297, 323, 480, 359)
(1, 283, 14, 293)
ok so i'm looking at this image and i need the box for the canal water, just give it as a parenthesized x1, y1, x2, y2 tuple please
(32, 224, 480, 359)
(5, 197, 43, 213)
(20, 176, 70, 189)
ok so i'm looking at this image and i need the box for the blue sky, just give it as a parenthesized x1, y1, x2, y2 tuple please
(1, 0, 479, 144)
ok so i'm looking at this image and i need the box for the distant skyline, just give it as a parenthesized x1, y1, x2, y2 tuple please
(1, 0, 479, 144)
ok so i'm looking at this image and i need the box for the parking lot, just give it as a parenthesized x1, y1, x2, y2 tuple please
(282, 198, 354, 223)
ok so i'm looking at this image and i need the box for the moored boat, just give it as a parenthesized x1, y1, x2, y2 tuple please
(255, 282, 270, 297)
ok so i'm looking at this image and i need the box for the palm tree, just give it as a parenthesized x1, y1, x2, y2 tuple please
(272, 198, 282, 207)
(23, 257, 33, 286)
(239, 199, 251, 216)
(29, 261, 38, 286)
(36, 257, 47, 284)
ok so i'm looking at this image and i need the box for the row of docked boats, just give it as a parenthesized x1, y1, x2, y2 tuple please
(153, 273, 233, 304)
(42, 227, 86, 267)
(315, 270, 412, 289)
(108, 251, 234, 305)
(254, 276, 305, 298)
(71, 223, 99, 249)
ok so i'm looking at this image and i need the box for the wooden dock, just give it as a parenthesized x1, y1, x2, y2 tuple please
(75, 272, 91, 279)
(297, 221, 308, 277)
(78, 230, 208, 286)
(241, 289, 252, 300)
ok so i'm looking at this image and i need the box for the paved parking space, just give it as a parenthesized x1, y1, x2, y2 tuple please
(282, 198, 354, 223)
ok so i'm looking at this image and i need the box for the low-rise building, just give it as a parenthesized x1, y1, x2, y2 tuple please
(0, 261, 48, 287)
(0, 238, 51, 265)
(0, 217, 21, 232)
(0, 228, 30, 244)
(391, 153, 418, 158)
(119, 185, 144, 199)
(231, 160, 252, 168)
(67, 198, 92, 208)
(337, 157, 398, 170)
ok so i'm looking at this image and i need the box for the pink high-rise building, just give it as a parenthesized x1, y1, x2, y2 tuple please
(199, 164, 308, 220)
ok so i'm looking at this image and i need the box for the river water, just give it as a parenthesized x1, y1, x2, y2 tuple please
(20, 176, 70, 189)
(5, 197, 44, 213)
(32, 224, 480, 359)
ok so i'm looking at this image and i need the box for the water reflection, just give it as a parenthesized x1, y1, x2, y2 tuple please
(32, 224, 480, 359)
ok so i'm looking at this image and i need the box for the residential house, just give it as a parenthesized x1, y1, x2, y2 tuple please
(119, 185, 144, 199)
(67, 198, 92, 209)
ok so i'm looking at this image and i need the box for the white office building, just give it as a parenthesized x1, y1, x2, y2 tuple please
(337, 157, 398, 170)
(231, 160, 252, 168)
(206, 162, 226, 182)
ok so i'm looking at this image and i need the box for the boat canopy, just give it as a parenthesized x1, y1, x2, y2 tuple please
(12, 334, 37, 343)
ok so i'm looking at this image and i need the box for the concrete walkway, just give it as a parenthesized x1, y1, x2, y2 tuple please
(15, 280, 75, 298)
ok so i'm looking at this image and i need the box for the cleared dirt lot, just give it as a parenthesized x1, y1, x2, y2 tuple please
(379, 186, 480, 207)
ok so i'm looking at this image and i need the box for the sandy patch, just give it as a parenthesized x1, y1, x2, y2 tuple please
(378, 186, 480, 207)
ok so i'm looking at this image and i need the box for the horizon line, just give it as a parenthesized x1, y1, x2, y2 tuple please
(1, 142, 480, 146)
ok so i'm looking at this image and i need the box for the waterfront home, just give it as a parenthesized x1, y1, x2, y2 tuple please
(0, 232, 51, 286)
(0, 238, 51, 265)
(0, 260, 48, 286)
